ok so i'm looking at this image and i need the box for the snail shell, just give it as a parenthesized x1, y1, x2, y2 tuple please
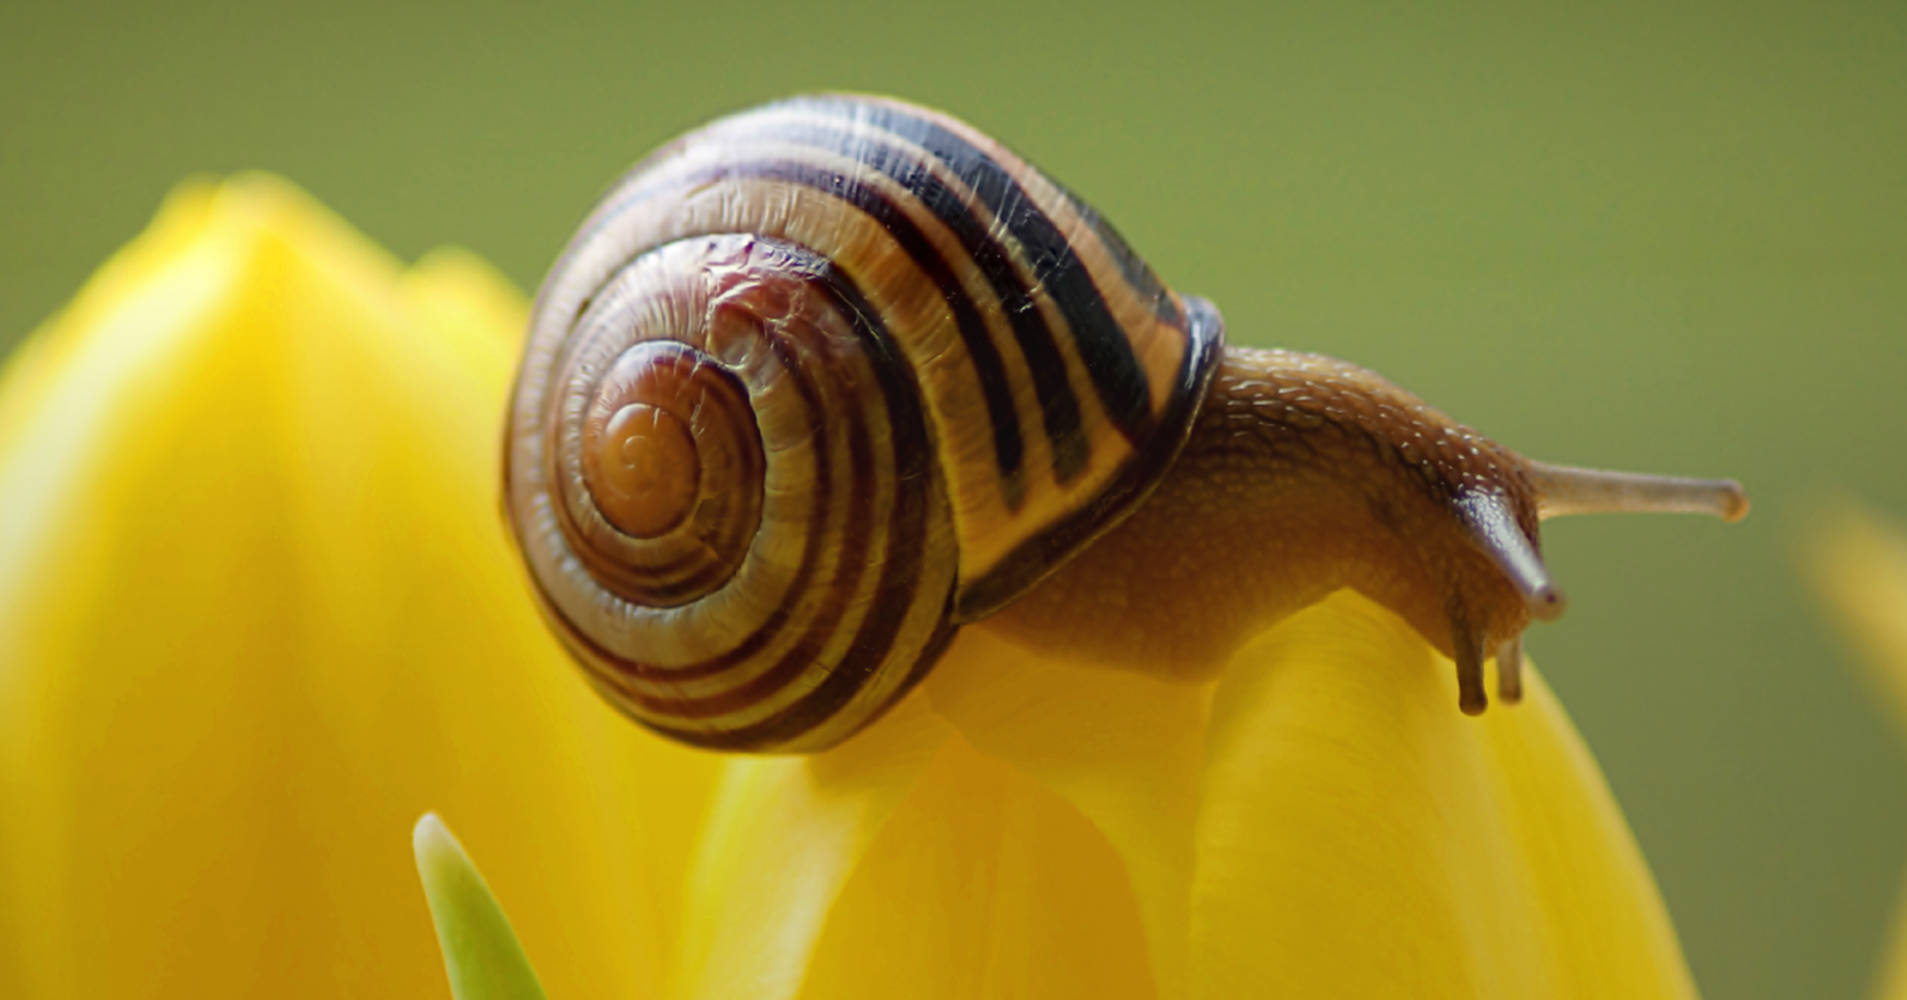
(505, 95, 1748, 752)
(506, 95, 1220, 751)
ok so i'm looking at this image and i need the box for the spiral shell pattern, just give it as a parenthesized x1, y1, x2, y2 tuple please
(506, 95, 1223, 750)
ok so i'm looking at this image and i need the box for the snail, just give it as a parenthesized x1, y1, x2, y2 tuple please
(503, 94, 1748, 752)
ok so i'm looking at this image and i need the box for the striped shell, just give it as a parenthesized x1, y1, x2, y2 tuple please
(504, 95, 1224, 751)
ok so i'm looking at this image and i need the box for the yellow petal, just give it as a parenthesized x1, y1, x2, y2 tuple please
(675, 696, 1157, 1000)
(925, 625, 1212, 996)
(672, 698, 954, 1000)
(799, 734, 1156, 999)
(1188, 592, 1695, 998)
(678, 588, 1691, 998)
(940, 593, 1694, 998)
(0, 176, 716, 998)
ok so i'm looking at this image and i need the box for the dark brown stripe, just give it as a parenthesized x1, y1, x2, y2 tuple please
(546, 448, 738, 606)
(546, 244, 935, 746)
(954, 294, 1226, 621)
(613, 313, 881, 718)
(693, 261, 940, 746)
(577, 152, 1029, 510)
(627, 256, 942, 749)
(856, 606, 960, 734)
(1053, 183, 1185, 325)
(551, 340, 765, 606)
(715, 158, 1028, 509)
(744, 115, 1089, 484)
(539, 255, 840, 685)
(800, 96, 1159, 445)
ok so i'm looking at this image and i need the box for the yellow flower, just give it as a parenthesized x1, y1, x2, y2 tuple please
(656, 596, 1694, 998)
(0, 177, 717, 998)
(4, 176, 1696, 998)
(1807, 504, 1907, 999)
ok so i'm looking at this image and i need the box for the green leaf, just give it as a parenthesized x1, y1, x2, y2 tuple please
(412, 813, 549, 1000)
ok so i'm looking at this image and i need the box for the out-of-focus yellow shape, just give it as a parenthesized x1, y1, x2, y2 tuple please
(1807, 503, 1907, 999)
(672, 593, 1698, 999)
(0, 176, 717, 999)
(1809, 504, 1907, 734)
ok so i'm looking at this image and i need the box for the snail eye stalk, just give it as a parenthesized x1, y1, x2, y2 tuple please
(1529, 462, 1749, 523)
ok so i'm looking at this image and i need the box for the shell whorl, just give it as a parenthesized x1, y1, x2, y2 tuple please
(506, 95, 1223, 751)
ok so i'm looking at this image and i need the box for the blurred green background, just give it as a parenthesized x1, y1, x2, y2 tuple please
(4, 0, 1903, 995)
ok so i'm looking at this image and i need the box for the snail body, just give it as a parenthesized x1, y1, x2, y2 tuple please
(505, 95, 1746, 752)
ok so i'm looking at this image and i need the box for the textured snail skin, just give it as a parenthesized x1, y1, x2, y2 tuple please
(505, 95, 1746, 751)
(989, 349, 1543, 693)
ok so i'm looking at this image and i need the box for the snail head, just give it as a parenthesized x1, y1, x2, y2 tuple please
(985, 345, 1747, 715)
